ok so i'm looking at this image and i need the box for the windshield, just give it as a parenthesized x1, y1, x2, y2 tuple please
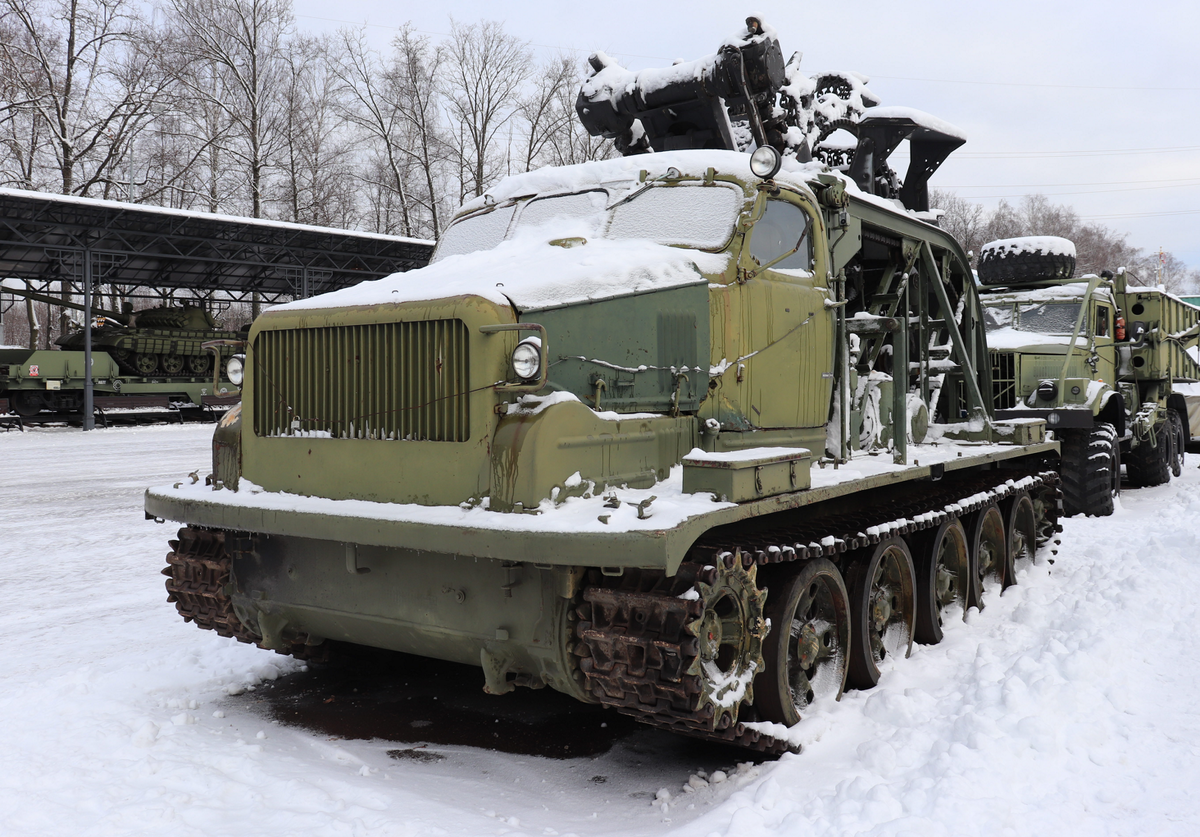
(607, 184, 741, 249)
(434, 182, 743, 261)
(984, 302, 1086, 335)
(513, 191, 608, 233)
(432, 204, 516, 262)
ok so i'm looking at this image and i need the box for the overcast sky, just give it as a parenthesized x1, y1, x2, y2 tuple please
(293, 0, 1200, 274)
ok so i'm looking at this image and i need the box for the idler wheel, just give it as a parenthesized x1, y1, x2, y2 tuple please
(754, 558, 850, 727)
(845, 537, 916, 690)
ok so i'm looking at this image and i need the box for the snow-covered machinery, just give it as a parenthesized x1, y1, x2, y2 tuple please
(147, 19, 1062, 754)
(0, 285, 241, 417)
(978, 236, 1200, 516)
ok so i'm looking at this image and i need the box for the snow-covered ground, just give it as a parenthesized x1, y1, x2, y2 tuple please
(2, 423, 1199, 836)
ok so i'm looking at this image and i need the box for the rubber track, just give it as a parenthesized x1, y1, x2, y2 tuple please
(575, 470, 1060, 755)
(162, 527, 323, 660)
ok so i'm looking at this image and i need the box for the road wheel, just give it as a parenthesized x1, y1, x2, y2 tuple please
(1126, 421, 1171, 487)
(1168, 408, 1185, 477)
(754, 559, 850, 727)
(187, 354, 212, 375)
(160, 353, 185, 375)
(844, 538, 916, 690)
(1059, 423, 1118, 516)
(913, 519, 969, 645)
(1003, 490, 1038, 586)
(965, 502, 1007, 611)
(133, 352, 159, 376)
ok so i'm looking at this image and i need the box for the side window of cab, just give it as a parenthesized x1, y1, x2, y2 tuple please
(749, 198, 813, 272)
(1096, 305, 1110, 338)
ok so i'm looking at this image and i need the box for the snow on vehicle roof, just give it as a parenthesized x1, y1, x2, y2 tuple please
(456, 149, 822, 216)
(0, 187, 433, 247)
(274, 233, 728, 314)
(981, 236, 1077, 259)
(860, 106, 967, 140)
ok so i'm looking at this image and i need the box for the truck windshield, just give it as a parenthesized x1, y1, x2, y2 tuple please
(432, 182, 742, 261)
(606, 183, 741, 249)
(983, 302, 1086, 335)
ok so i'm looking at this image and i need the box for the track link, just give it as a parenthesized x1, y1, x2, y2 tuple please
(574, 470, 1061, 754)
(162, 527, 325, 660)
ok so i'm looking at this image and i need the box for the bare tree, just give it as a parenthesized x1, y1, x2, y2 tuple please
(517, 55, 575, 172)
(275, 34, 356, 226)
(0, 0, 170, 196)
(442, 18, 530, 201)
(165, 0, 292, 220)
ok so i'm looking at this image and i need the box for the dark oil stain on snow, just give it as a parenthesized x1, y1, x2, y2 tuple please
(243, 644, 646, 759)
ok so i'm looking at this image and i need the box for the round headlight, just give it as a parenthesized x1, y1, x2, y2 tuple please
(511, 339, 541, 381)
(1046, 411, 1061, 426)
(749, 145, 782, 180)
(226, 354, 245, 386)
(1036, 380, 1058, 402)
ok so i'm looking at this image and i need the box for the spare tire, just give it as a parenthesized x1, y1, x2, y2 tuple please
(978, 236, 1076, 286)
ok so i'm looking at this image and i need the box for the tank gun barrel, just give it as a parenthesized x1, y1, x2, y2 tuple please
(1, 283, 130, 325)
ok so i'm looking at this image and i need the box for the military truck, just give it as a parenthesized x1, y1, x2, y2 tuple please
(146, 19, 1061, 754)
(977, 236, 1200, 516)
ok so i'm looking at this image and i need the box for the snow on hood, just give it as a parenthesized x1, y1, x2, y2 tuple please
(274, 230, 729, 315)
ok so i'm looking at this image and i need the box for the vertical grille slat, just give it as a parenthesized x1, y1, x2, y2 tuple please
(991, 351, 1017, 410)
(253, 319, 470, 442)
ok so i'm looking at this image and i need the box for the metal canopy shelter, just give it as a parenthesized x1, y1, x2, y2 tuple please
(0, 188, 435, 430)
(0, 187, 434, 305)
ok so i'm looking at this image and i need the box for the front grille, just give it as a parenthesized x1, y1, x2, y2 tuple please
(252, 320, 470, 441)
(991, 351, 1017, 410)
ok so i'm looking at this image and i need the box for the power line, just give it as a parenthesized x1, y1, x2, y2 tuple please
(942, 181, 1200, 198)
(955, 145, 1200, 159)
(1081, 209, 1200, 220)
(950, 176, 1200, 189)
(872, 74, 1200, 92)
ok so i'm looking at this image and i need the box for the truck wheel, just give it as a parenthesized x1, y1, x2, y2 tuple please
(1168, 408, 1185, 477)
(912, 519, 969, 645)
(978, 237, 1076, 286)
(1059, 423, 1119, 516)
(844, 538, 916, 690)
(1126, 423, 1171, 488)
(754, 558, 850, 726)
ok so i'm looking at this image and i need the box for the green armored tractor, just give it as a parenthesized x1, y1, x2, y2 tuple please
(148, 19, 1061, 753)
(978, 236, 1200, 516)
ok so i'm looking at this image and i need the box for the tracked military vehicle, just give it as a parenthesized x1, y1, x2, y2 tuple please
(0, 286, 242, 416)
(977, 236, 1200, 516)
(147, 19, 1061, 754)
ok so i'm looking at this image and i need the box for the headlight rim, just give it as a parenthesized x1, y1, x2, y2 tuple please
(226, 354, 245, 386)
(511, 339, 541, 381)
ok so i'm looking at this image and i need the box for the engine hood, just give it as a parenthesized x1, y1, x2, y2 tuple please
(273, 233, 730, 316)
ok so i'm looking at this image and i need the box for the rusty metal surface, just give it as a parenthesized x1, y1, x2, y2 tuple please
(573, 470, 1060, 755)
(162, 527, 326, 661)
